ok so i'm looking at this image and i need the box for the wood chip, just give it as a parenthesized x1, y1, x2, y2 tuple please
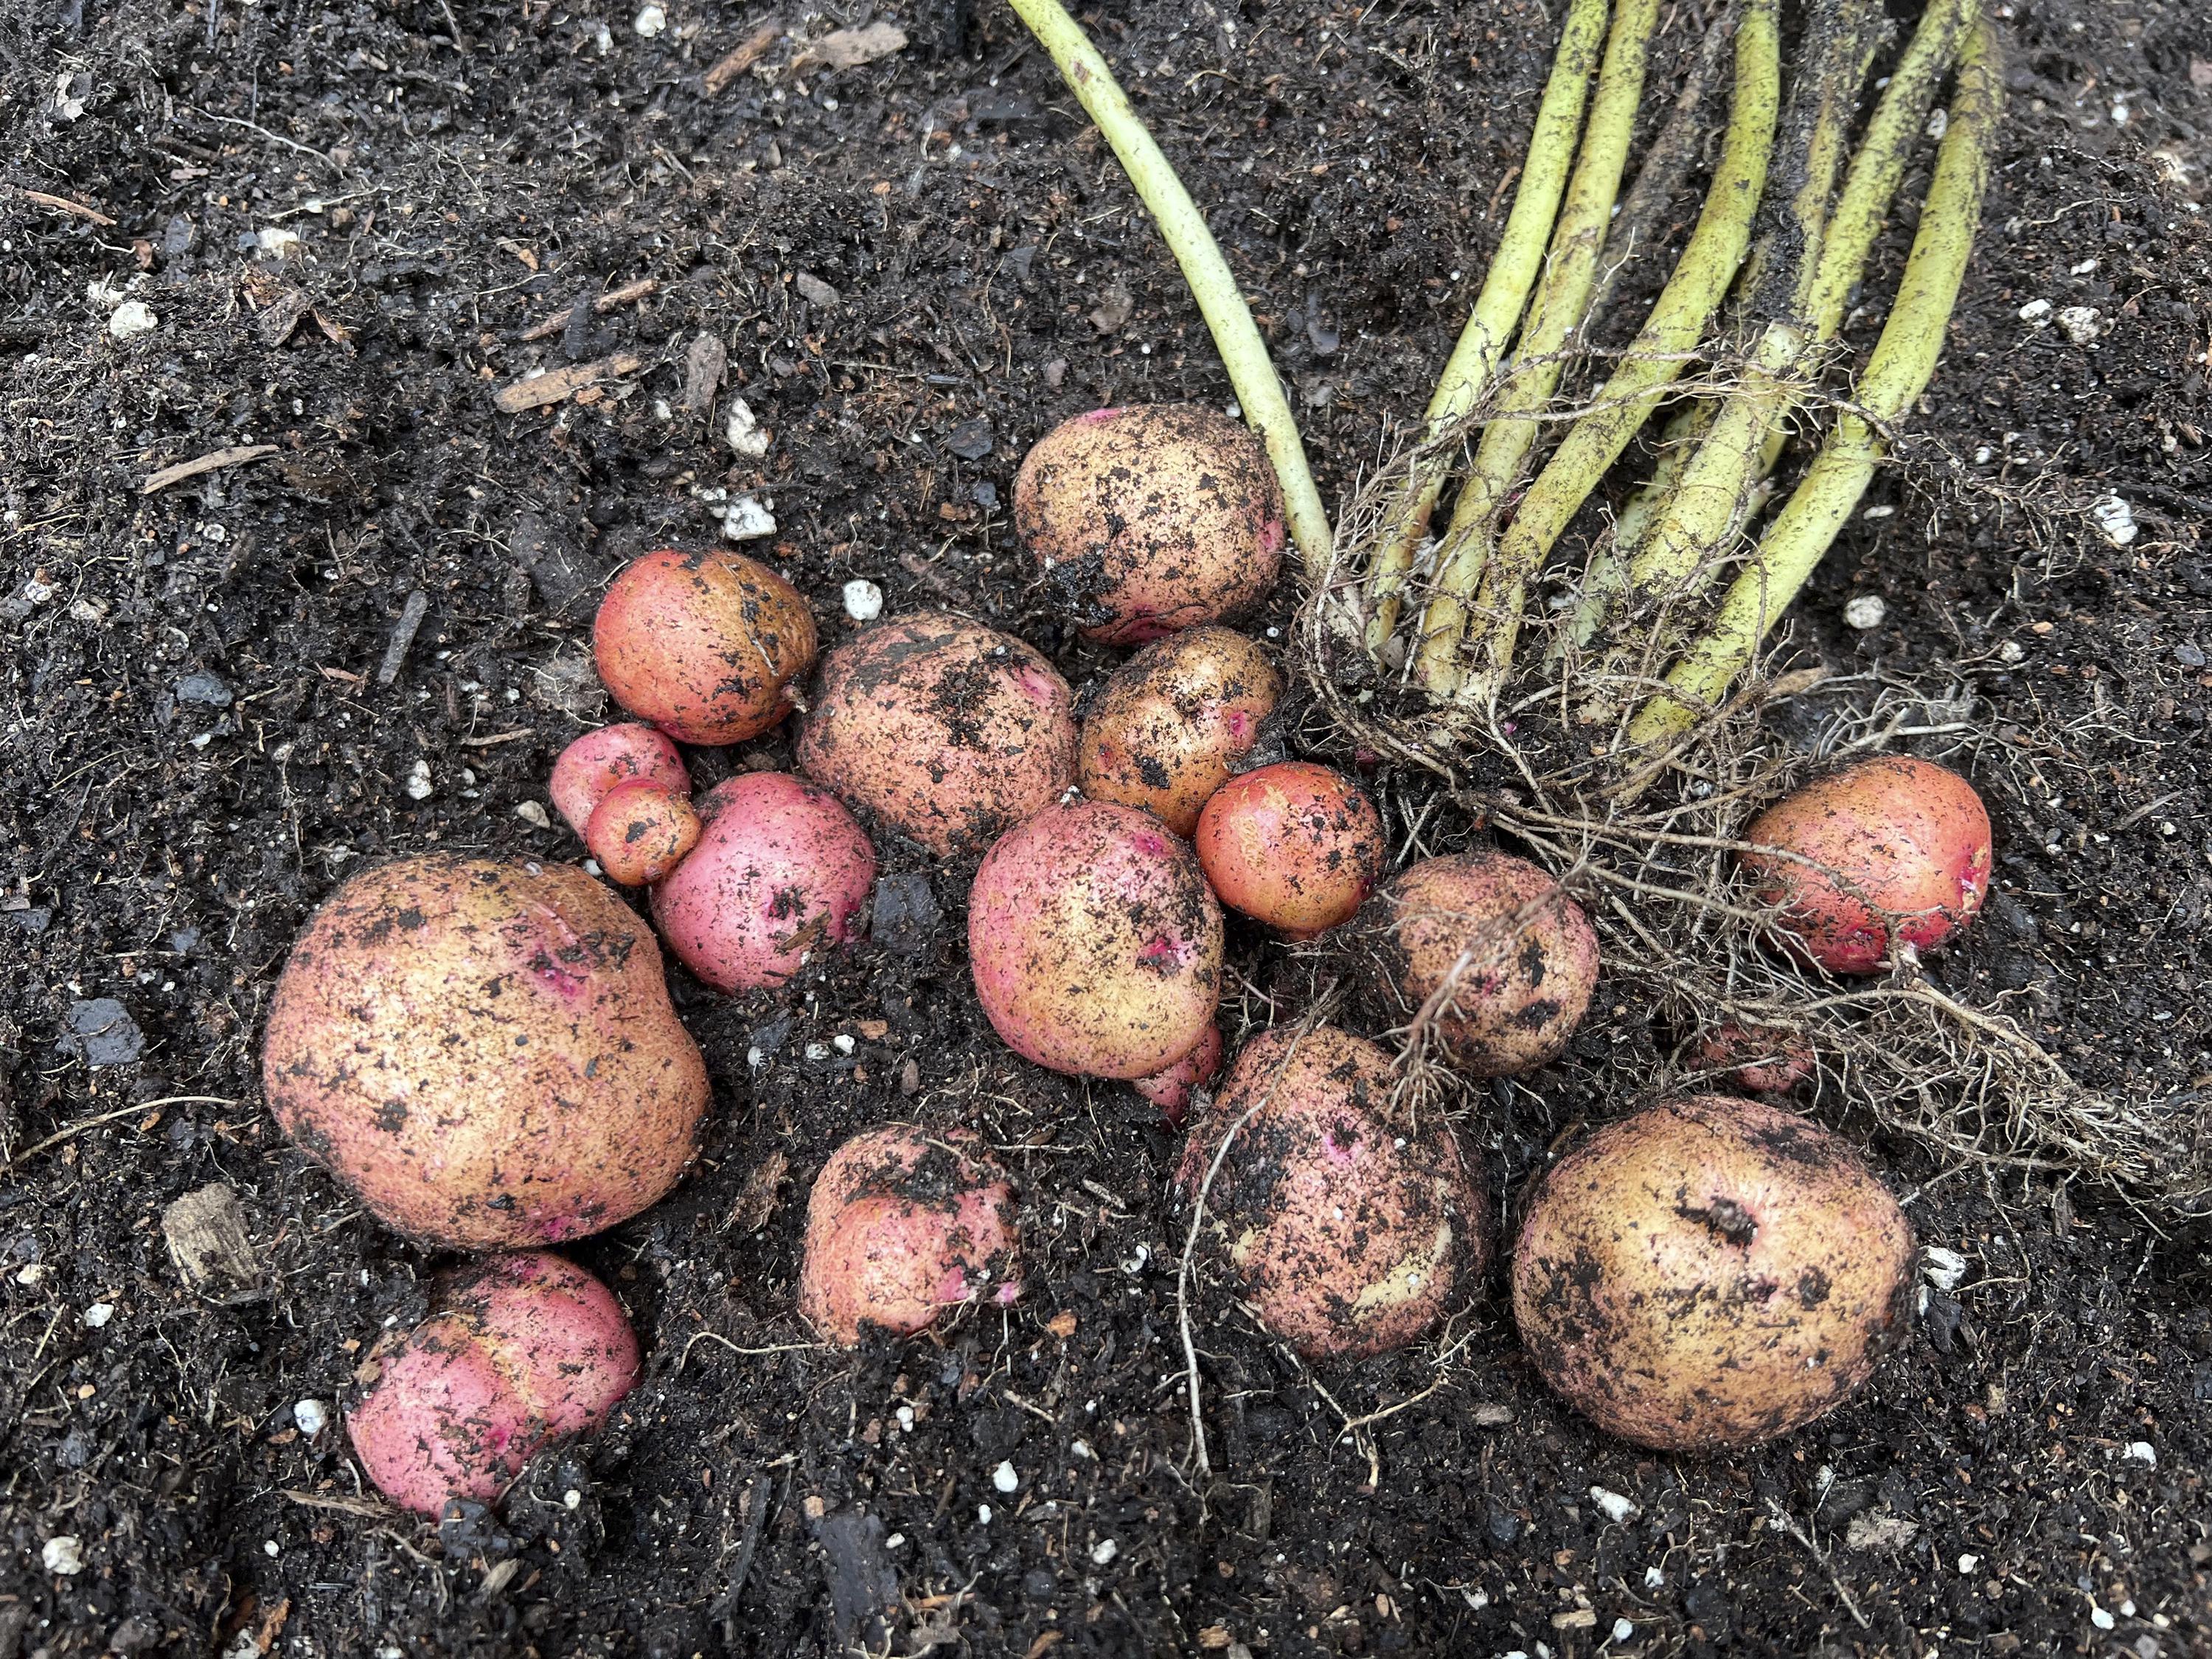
(163, 1183, 259, 1289)
(793, 271, 840, 308)
(457, 728, 534, 748)
(493, 352, 642, 413)
(15, 187, 116, 226)
(726, 1150, 789, 1237)
(790, 21, 905, 74)
(375, 589, 431, 686)
(703, 20, 782, 94)
(520, 276, 660, 342)
(139, 444, 279, 495)
(257, 288, 316, 346)
(680, 332, 726, 413)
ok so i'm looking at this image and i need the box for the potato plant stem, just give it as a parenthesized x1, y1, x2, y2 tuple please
(1361, 0, 1611, 659)
(1627, 11, 2000, 748)
(1005, 0, 1332, 578)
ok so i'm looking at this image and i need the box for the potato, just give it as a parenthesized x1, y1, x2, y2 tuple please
(1687, 1023, 1816, 1095)
(347, 1252, 639, 1516)
(550, 723, 690, 838)
(650, 772, 875, 992)
(799, 1124, 1020, 1345)
(593, 547, 817, 745)
(1078, 626, 1282, 836)
(1741, 756, 1993, 975)
(796, 612, 1078, 858)
(1352, 850, 1598, 1077)
(263, 855, 709, 1248)
(969, 800, 1225, 1079)
(1194, 761, 1385, 939)
(585, 779, 701, 887)
(1131, 1020, 1222, 1125)
(1512, 1093, 1914, 1450)
(1015, 404, 1286, 644)
(1177, 1024, 1486, 1360)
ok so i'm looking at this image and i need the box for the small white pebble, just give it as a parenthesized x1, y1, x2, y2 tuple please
(1070, 1439, 1093, 1459)
(1973, 445, 1994, 464)
(1925, 108, 1948, 140)
(977, 1503, 993, 1525)
(108, 300, 158, 339)
(1860, 503, 1895, 520)
(294, 1399, 330, 1436)
(2017, 298, 2053, 324)
(832, 1033, 857, 1055)
(842, 579, 884, 622)
(2091, 495, 2138, 547)
(2056, 305, 2103, 346)
(404, 759, 434, 801)
(1091, 1537, 1119, 1565)
(896, 1405, 915, 1432)
(1612, 1618, 1635, 1644)
(264, 1539, 281, 1557)
(1958, 1553, 1981, 1573)
(725, 397, 771, 457)
(633, 3, 665, 35)
(719, 496, 776, 541)
(2122, 1600, 2137, 1617)
(2091, 1606, 2115, 1631)
(15, 1263, 49, 1287)
(515, 801, 553, 830)
(1922, 1245, 1969, 1292)
(2126, 1441, 2157, 1465)
(1590, 1487, 1638, 1524)
(1997, 639, 2026, 664)
(2070, 257, 2099, 275)
(1843, 594, 1888, 630)
(43, 1536, 86, 1574)
(885, 1532, 906, 1548)
(564, 1488, 583, 1510)
(992, 1461, 1019, 1494)
(1644, 1566, 1665, 1589)
(82, 1302, 114, 1329)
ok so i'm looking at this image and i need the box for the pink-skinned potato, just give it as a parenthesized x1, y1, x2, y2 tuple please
(799, 1124, 1020, 1344)
(1132, 1020, 1222, 1125)
(1512, 1093, 1915, 1450)
(1177, 1024, 1486, 1360)
(550, 723, 691, 838)
(347, 1252, 639, 1515)
(593, 548, 817, 745)
(796, 612, 1077, 858)
(1078, 626, 1282, 836)
(1741, 756, 1993, 975)
(650, 772, 875, 992)
(262, 855, 709, 1248)
(969, 800, 1223, 1079)
(1687, 1023, 1817, 1095)
(586, 779, 701, 887)
(1194, 761, 1385, 938)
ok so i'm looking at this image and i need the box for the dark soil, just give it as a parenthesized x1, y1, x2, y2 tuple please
(6, 1, 2212, 1656)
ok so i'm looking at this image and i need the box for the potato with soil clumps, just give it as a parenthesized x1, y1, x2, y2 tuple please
(593, 547, 816, 745)
(1741, 755, 1992, 975)
(1352, 849, 1598, 1077)
(1512, 1093, 1914, 1450)
(347, 1252, 639, 1516)
(1078, 625, 1282, 836)
(969, 799, 1223, 1079)
(1015, 404, 1286, 644)
(799, 1124, 1020, 1345)
(797, 611, 1077, 858)
(550, 722, 690, 838)
(585, 779, 700, 886)
(1194, 760, 1385, 938)
(1178, 1024, 1486, 1360)
(262, 855, 709, 1248)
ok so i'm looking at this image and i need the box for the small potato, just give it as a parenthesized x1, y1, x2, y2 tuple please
(264, 855, 709, 1248)
(347, 1253, 639, 1516)
(1131, 1020, 1222, 1125)
(1741, 756, 1992, 975)
(1015, 404, 1286, 644)
(1352, 850, 1598, 1077)
(797, 612, 1077, 858)
(1178, 1024, 1486, 1360)
(969, 800, 1223, 1079)
(550, 723, 690, 838)
(1079, 626, 1282, 835)
(586, 780, 702, 886)
(593, 548, 817, 745)
(1194, 762, 1385, 938)
(799, 1124, 1020, 1345)
(650, 773, 875, 992)
(1512, 1093, 1914, 1450)
(1686, 1023, 1816, 1095)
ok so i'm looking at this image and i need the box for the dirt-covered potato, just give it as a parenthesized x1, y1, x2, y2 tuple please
(969, 800, 1224, 1079)
(1352, 849, 1598, 1077)
(1131, 1020, 1222, 1124)
(650, 772, 875, 992)
(585, 779, 701, 886)
(796, 611, 1078, 858)
(593, 548, 817, 745)
(1015, 404, 1286, 644)
(262, 855, 709, 1248)
(347, 1253, 639, 1516)
(799, 1124, 1020, 1345)
(1512, 1093, 1914, 1450)
(1194, 761, 1385, 938)
(1078, 626, 1283, 836)
(550, 723, 691, 838)
(1741, 756, 1993, 975)
(1177, 1024, 1486, 1360)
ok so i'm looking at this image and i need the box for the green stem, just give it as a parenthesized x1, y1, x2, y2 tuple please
(1006, 0, 1331, 578)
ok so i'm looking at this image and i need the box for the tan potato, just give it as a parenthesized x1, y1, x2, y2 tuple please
(796, 611, 1077, 858)
(1177, 1024, 1486, 1360)
(262, 855, 709, 1248)
(593, 548, 816, 745)
(1015, 405, 1285, 644)
(1078, 626, 1282, 836)
(1512, 1093, 1915, 1450)
(1194, 761, 1385, 939)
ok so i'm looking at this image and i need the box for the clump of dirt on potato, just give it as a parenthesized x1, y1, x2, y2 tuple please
(593, 547, 817, 745)
(1194, 760, 1385, 938)
(1077, 625, 1283, 835)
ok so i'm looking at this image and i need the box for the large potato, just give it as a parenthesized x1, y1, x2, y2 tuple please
(263, 855, 710, 1248)
(593, 548, 816, 745)
(1015, 404, 1286, 644)
(1077, 626, 1282, 836)
(796, 612, 1078, 858)
(1512, 1093, 1914, 1450)
(1178, 1024, 1486, 1360)
(968, 800, 1223, 1079)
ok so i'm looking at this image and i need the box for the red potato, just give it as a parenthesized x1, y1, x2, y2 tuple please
(263, 855, 709, 1248)
(969, 800, 1225, 1079)
(585, 779, 701, 887)
(549, 723, 690, 839)
(796, 612, 1078, 858)
(1354, 850, 1599, 1077)
(593, 548, 817, 745)
(1687, 1023, 1817, 1095)
(650, 772, 875, 992)
(799, 1124, 1020, 1345)
(347, 1253, 639, 1516)
(1194, 762, 1385, 939)
(1131, 1020, 1223, 1125)
(1512, 1093, 1915, 1450)
(1078, 627, 1283, 836)
(1740, 755, 1993, 975)
(1178, 1025, 1486, 1360)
